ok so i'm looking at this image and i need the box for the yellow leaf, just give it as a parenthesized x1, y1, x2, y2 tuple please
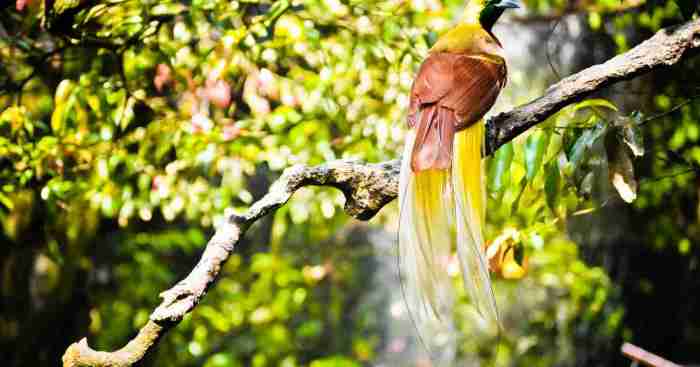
(51, 105, 64, 133)
(52, 80, 76, 133)
(501, 249, 527, 280)
(54, 79, 75, 105)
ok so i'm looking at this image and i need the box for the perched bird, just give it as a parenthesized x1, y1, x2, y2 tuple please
(398, 0, 519, 354)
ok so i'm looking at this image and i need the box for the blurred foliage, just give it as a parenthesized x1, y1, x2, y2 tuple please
(1, 0, 700, 366)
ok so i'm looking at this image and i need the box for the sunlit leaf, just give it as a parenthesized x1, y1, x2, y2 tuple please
(607, 138, 638, 203)
(524, 130, 550, 181)
(46, 239, 65, 265)
(580, 171, 594, 196)
(511, 177, 528, 214)
(488, 142, 514, 195)
(501, 245, 527, 280)
(151, 3, 187, 16)
(573, 98, 619, 113)
(0, 192, 14, 210)
(52, 80, 76, 133)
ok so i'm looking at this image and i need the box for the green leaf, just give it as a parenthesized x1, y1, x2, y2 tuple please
(297, 320, 323, 338)
(580, 171, 594, 196)
(545, 162, 561, 213)
(52, 80, 77, 133)
(52, 0, 83, 14)
(204, 353, 235, 367)
(0, 192, 13, 210)
(514, 244, 525, 266)
(37, 136, 58, 152)
(510, 177, 528, 214)
(569, 122, 608, 170)
(54, 79, 75, 105)
(617, 116, 645, 157)
(310, 357, 360, 367)
(488, 142, 514, 195)
(573, 98, 619, 113)
(524, 130, 550, 181)
(47, 239, 65, 266)
(151, 3, 187, 16)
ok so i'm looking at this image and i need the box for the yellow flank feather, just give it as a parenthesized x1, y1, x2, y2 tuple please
(399, 132, 455, 354)
(413, 170, 452, 316)
(454, 120, 485, 226)
(453, 120, 498, 324)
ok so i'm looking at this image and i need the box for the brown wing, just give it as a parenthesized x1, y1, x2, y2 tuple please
(408, 52, 506, 171)
(441, 54, 506, 130)
(407, 54, 454, 128)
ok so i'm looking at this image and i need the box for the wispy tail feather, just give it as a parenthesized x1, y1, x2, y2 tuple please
(398, 131, 455, 353)
(452, 120, 499, 325)
(398, 121, 499, 356)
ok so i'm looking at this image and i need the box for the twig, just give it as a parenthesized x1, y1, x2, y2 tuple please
(640, 94, 700, 125)
(545, 17, 562, 80)
(621, 342, 682, 367)
(640, 168, 695, 184)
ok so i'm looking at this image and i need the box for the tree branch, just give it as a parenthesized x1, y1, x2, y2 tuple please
(62, 18, 700, 367)
(621, 342, 682, 367)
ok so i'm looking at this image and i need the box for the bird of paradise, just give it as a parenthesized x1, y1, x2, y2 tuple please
(398, 0, 520, 354)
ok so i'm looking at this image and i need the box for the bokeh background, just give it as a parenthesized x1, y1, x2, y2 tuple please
(1, 0, 699, 366)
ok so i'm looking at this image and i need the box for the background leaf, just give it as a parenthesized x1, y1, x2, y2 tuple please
(488, 142, 515, 195)
(545, 161, 561, 213)
(525, 130, 551, 181)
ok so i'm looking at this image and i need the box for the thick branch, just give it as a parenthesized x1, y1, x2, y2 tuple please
(62, 19, 700, 367)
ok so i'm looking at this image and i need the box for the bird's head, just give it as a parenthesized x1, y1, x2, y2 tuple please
(463, 0, 521, 31)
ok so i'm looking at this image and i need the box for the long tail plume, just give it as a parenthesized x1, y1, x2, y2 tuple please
(452, 120, 498, 324)
(399, 130, 455, 355)
(398, 120, 498, 356)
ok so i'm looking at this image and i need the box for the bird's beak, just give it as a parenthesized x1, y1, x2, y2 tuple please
(495, 0, 521, 9)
